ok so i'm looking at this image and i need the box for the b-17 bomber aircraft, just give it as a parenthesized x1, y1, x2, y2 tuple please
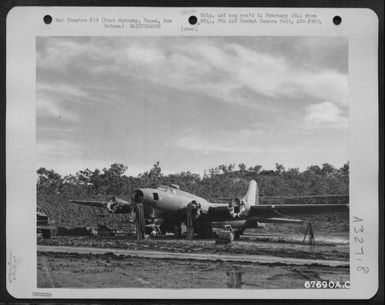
(70, 180, 349, 240)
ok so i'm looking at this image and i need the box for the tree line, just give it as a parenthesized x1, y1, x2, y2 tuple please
(37, 162, 349, 203)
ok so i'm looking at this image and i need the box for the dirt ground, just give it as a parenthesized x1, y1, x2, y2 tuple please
(37, 234, 349, 289)
(38, 230, 349, 261)
(37, 251, 349, 289)
(37, 213, 349, 289)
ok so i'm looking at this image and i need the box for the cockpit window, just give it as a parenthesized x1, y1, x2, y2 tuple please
(153, 193, 159, 201)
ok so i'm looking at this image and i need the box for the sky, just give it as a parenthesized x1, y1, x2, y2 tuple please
(36, 36, 349, 177)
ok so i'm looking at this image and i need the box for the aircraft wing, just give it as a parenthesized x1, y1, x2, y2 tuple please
(247, 203, 348, 218)
(69, 197, 132, 214)
(211, 217, 304, 230)
(69, 200, 108, 208)
(207, 203, 348, 223)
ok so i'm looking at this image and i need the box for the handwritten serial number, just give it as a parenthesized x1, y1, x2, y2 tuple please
(353, 216, 369, 274)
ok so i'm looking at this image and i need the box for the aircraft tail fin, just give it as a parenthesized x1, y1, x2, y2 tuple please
(243, 180, 259, 207)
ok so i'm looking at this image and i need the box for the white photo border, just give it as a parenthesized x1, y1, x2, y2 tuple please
(6, 6, 379, 299)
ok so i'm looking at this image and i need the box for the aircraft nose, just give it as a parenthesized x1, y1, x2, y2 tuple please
(134, 189, 161, 210)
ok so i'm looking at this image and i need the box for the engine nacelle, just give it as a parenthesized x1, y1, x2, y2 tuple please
(106, 197, 132, 213)
(228, 197, 247, 218)
(186, 200, 202, 219)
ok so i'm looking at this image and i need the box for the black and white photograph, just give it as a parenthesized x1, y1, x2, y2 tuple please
(5, 6, 379, 299)
(35, 35, 350, 289)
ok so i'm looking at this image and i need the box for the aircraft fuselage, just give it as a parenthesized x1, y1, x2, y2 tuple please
(134, 185, 211, 218)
